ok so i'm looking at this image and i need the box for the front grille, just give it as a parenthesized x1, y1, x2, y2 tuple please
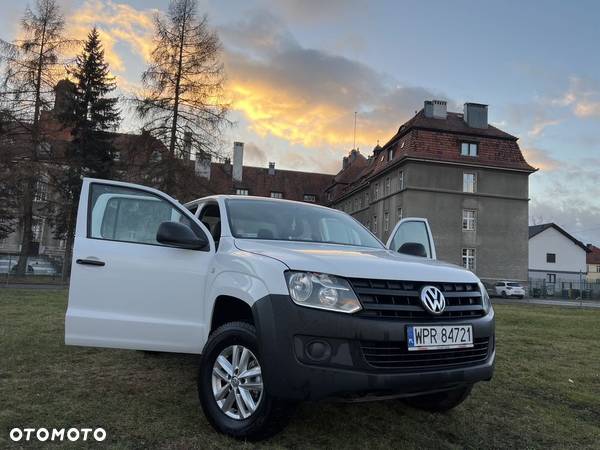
(361, 338, 490, 371)
(348, 278, 485, 320)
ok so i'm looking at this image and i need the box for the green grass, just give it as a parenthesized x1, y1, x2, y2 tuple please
(1, 290, 599, 449)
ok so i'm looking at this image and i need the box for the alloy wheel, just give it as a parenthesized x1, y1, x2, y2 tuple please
(211, 344, 264, 420)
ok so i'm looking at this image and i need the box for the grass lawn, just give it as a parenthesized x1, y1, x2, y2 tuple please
(1, 289, 599, 449)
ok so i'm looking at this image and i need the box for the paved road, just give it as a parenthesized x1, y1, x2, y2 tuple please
(493, 297, 600, 309)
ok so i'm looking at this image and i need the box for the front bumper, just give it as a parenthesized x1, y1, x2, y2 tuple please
(252, 294, 495, 401)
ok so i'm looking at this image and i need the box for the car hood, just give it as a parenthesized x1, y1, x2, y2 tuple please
(234, 239, 480, 283)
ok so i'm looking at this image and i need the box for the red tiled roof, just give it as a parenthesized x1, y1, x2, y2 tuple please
(328, 109, 536, 203)
(205, 163, 333, 204)
(587, 245, 600, 264)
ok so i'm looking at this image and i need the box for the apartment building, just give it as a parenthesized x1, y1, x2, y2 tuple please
(327, 100, 536, 283)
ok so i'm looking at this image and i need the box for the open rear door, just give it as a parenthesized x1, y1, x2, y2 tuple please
(66, 178, 214, 353)
(386, 218, 437, 259)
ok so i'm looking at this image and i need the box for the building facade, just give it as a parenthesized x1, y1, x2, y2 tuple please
(528, 223, 589, 283)
(327, 101, 536, 283)
(585, 244, 600, 283)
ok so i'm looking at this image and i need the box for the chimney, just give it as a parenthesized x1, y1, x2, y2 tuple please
(342, 156, 349, 170)
(424, 100, 447, 119)
(195, 152, 211, 180)
(268, 162, 275, 175)
(232, 141, 244, 183)
(182, 131, 192, 160)
(463, 103, 488, 128)
(53, 79, 76, 118)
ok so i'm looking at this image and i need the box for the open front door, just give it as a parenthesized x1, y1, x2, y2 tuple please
(386, 218, 437, 259)
(66, 178, 214, 353)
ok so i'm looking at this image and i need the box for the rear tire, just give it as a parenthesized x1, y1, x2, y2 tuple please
(403, 385, 473, 412)
(518, 295, 524, 299)
(198, 321, 293, 440)
(501, 290, 508, 298)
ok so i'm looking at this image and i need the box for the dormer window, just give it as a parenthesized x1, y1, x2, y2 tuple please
(388, 148, 394, 161)
(461, 142, 478, 157)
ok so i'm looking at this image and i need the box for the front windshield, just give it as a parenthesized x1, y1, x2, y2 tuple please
(226, 199, 383, 249)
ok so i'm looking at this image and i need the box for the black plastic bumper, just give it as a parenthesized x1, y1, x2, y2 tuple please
(252, 294, 495, 401)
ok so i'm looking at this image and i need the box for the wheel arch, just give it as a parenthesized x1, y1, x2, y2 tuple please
(205, 271, 270, 341)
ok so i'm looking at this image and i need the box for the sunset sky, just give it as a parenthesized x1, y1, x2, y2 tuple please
(1, 0, 598, 243)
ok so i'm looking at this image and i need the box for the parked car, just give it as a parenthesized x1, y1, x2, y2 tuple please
(66, 178, 495, 440)
(0, 259, 16, 274)
(494, 281, 526, 299)
(3, 257, 59, 275)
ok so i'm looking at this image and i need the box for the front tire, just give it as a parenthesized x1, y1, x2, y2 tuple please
(198, 322, 293, 440)
(403, 385, 473, 412)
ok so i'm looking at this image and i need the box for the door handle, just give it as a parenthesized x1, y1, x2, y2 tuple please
(76, 258, 106, 267)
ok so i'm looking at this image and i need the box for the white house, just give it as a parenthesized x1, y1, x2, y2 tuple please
(528, 223, 589, 285)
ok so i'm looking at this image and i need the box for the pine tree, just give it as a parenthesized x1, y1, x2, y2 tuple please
(50, 27, 120, 279)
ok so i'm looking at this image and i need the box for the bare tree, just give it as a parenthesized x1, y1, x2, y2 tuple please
(0, 0, 73, 274)
(137, 0, 229, 195)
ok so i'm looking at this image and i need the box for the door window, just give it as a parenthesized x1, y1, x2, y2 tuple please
(89, 183, 201, 246)
(390, 220, 432, 258)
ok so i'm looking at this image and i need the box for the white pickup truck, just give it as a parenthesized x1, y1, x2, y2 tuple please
(66, 178, 495, 440)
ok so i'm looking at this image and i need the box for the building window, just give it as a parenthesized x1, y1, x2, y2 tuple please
(354, 198, 359, 210)
(374, 183, 379, 200)
(461, 142, 478, 157)
(462, 209, 477, 231)
(400, 141, 405, 149)
(546, 253, 556, 263)
(113, 150, 121, 161)
(304, 194, 316, 202)
(384, 212, 390, 232)
(32, 218, 44, 243)
(34, 181, 48, 202)
(397, 207, 403, 221)
(462, 248, 475, 270)
(327, 192, 332, 201)
(366, 192, 370, 204)
(399, 170, 404, 190)
(463, 173, 477, 193)
(596, 265, 600, 273)
(373, 216, 378, 233)
(358, 196, 362, 208)
(151, 150, 162, 162)
(235, 188, 249, 196)
(270, 191, 283, 199)
(547, 273, 556, 283)
(385, 177, 390, 195)
(388, 148, 394, 161)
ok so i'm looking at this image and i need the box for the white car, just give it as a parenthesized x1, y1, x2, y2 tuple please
(494, 281, 526, 299)
(66, 178, 495, 440)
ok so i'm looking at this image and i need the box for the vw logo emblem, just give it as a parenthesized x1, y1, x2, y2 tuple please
(420, 286, 446, 315)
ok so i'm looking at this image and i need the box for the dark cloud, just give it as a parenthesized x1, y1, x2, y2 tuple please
(219, 10, 443, 151)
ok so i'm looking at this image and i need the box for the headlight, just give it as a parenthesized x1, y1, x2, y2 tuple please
(478, 281, 492, 314)
(285, 271, 362, 314)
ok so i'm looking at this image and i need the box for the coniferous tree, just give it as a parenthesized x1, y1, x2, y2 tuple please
(0, 0, 72, 275)
(137, 0, 229, 195)
(50, 27, 120, 279)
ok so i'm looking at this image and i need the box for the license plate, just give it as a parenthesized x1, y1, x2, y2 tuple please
(407, 325, 473, 351)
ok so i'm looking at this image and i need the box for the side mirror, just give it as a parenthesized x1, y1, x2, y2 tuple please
(156, 221, 208, 250)
(398, 242, 427, 257)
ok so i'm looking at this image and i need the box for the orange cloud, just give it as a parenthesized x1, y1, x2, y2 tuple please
(522, 148, 560, 171)
(66, 0, 156, 75)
